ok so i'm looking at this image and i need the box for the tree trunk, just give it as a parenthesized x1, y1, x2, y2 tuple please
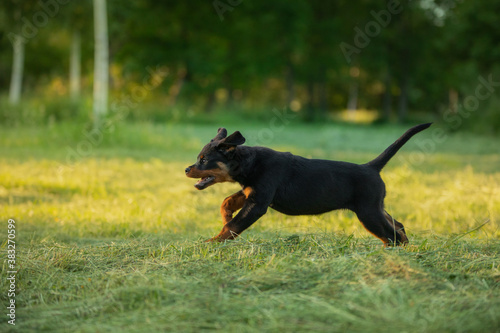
(398, 73, 409, 123)
(318, 78, 327, 115)
(204, 90, 215, 113)
(305, 80, 315, 121)
(70, 29, 81, 101)
(168, 68, 187, 107)
(93, 0, 109, 126)
(448, 89, 458, 114)
(397, 46, 410, 123)
(9, 37, 25, 105)
(285, 63, 294, 108)
(347, 81, 358, 112)
(224, 73, 233, 109)
(382, 71, 392, 121)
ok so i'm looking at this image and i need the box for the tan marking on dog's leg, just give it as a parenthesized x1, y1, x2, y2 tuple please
(220, 191, 246, 225)
(206, 225, 239, 242)
(384, 211, 409, 245)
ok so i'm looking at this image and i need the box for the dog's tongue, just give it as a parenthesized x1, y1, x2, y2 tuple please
(195, 176, 215, 190)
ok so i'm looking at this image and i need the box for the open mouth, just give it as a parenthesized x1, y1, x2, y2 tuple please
(195, 176, 216, 190)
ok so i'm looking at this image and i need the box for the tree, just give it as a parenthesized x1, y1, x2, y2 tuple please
(3, 1, 37, 105)
(66, 2, 89, 101)
(93, 0, 109, 125)
(8, 30, 24, 105)
(69, 28, 81, 100)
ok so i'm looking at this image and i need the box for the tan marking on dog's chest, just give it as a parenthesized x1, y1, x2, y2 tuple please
(243, 186, 253, 198)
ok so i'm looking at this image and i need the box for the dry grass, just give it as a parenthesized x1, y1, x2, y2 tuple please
(1, 122, 499, 332)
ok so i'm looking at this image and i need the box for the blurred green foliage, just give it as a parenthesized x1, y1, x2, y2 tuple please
(1, 0, 500, 133)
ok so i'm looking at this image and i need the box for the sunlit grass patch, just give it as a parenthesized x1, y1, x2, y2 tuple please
(1, 122, 499, 332)
(336, 109, 380, 124)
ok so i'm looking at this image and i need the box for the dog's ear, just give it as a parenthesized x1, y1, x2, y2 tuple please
(211, 128, 227, 142)
(217, 131, 245, 149)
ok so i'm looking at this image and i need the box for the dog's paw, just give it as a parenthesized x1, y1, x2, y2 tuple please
(204, 237, 220, 243)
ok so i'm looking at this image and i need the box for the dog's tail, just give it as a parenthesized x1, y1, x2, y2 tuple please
(366, 123, 432, 172)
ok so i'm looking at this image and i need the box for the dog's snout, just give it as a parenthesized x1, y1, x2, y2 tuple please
(185, 166, 191, 174)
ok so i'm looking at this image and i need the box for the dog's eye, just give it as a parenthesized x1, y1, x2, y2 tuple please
(200, 157, 208, 164)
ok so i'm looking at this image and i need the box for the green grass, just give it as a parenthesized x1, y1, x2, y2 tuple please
(1, 121, 499, 332)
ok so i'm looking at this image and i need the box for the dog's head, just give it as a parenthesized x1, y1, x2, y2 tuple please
(185, 128, 245, 190)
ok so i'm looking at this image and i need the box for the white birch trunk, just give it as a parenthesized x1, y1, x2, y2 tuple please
(347, 67, 359, 118)
(93, 0, 109, 124)
(347, 82, 358, 111)
(9, 37, 25, 105)
(70, 29, 81, 101)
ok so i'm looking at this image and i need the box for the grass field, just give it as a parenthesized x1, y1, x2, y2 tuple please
(1, 121, 499, 332)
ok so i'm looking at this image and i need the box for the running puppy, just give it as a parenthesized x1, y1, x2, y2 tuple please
(185, 123, 431, 246)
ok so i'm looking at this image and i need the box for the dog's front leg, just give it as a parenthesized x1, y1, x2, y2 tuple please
(220, 190, 246, 225)
(208, 187, 271, 242)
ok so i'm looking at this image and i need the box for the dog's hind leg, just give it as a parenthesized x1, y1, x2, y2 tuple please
(220, 191, 246, 225)
(355, 207, 408, 246)
(384, 211, 409, 245)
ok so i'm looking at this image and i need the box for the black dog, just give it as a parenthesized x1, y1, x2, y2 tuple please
(185, 123, 431, 245)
